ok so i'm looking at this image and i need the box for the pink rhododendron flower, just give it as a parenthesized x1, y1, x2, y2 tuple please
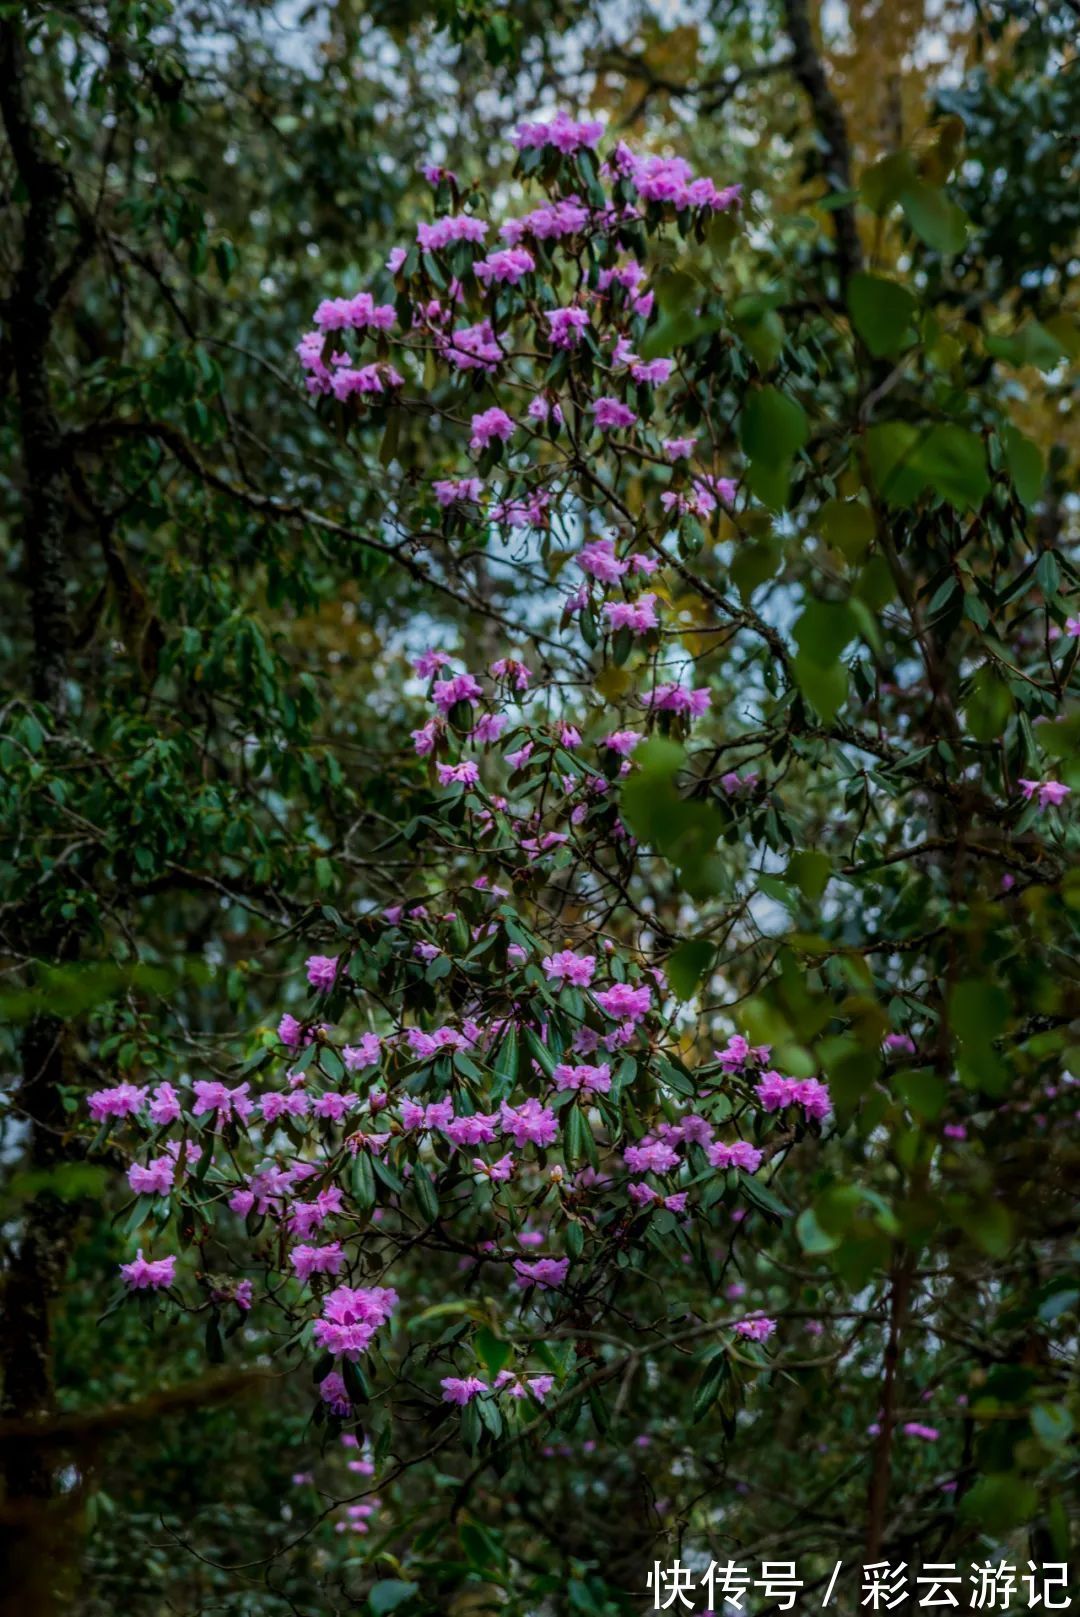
(500, 1097, 558, 1148)
(192, 1080, 253, 1127)
(734, 1316, 776, 1341)
(755, 1071, 831, 1120)
(527, 395, 563, 427)
(603, 593, 658, 634)
(312, 1284, 398, 1359)
(602, 729, 642, 757)
(433, 479, 483, 508)
(1018, 778, 1071, 809)
(542, 950, 596, 987)
(473, 1153, 515, 1181)
(445, 1112, 499, 1146)
(629, 358, 672, 385)
(120, 1250, 176, 1290)
(475, 246, 535, 284)
(546, 306, 589, 349)
(330, 362, 404, 400)
(715, 1035, 771, 1070)
(708, 1140, 764, 1173)
(512, 110, 603, 153)
(501, 197, 590, 245)
(290, 1241, 345, 1282)
(306, 954, 339, 991)
(343, 1033, 382, 1070)
(312, 293, 396, 332)
(720, 770, 759, 795)
(514, 1256, 570, 1289)
(261, 1089, 311, 1122)
(594, 982, 651, 1020)
(441, 1375, 488, 1404)
(495, 1370, 554, 1402)
(417, 213, 487, 252)
(312, 1092, 356, 1122)
(591, 396, 637, 430)
(490, 657, 530, 690)
(578, 538, 628, 583)
(319, 1372, 352, 1416)
(469, 407, 515, 453)
(646, 682, 711, 718)
(623, 1135, 679, 1173)
(88, 1082, 147, 1122)
(128, 1155, 179, 1196)
(148, 1082, 181, 1126)
(442, 320, 503, 372)
(278, 1013, 302, 1048)
(883, 1032, 917, 1055)
(553, 1061, 611, 1093)
(436, 760, 480, 787)
(411, 719, 440, 756)
(432, 672, 483, 712)
(470, 713, 506, 745)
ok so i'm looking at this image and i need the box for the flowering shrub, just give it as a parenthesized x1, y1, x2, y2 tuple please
(90, 112, 806, 1438)
(81, 104, 1077, 1599)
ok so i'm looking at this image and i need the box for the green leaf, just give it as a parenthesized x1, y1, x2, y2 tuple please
(740, 386, 808, 510)
(794, 600, 858, 667)
(475, 1324, 512, 1377)
(963, 665, 1013, 742)
(734, 305, 785, 373)
(894, 1069, 948, 1121)
(915, 424, 990, 510)
(523, 1026, 555, 1079)
(666, 938, 716, 1000)
(986, 322, 1065, 372)
(860, 150, 917, 215)
(793, 653, 849, 725)
(620, 739, 726, 898)
(1031, 1403, 1073, 1449)
(818, 498, 875, 563)
(899, 180, 967, 253)
(847, 273, 917, 358)
(949, 979, 1008, 1046)
(1035, 549, 1060, 599)
(351, 1150, 376, 1213)
(866, 421, 925, 507)
(372, 1154, 404, 1194)
(796, 1207, 840, 1254)
(368, 1580, 418, 1615)
(1003, 427, 1044, 508)
(565, 1105, 587, 1163)
(740, 1174, 791, 1219)
(730, 537, 780, 600)
(492, 1025, 519, 1098)
(412, 1163, 439, 1224)
(692, 1354, 728, 1421)
(786, 851, 831, 901)
(960, 1476, 1038, 1534)
(741, 386, 808, 464)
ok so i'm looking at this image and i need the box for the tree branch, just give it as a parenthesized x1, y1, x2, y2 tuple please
(780, 0, 862, 291)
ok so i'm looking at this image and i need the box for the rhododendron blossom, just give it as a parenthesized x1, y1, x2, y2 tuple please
(542, 950, 596, 987)
(120, 1251, 177, 1290)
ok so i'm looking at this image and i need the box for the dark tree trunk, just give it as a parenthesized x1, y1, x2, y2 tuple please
(781, 0, 863, 294)
(0, 20, 80, 1614)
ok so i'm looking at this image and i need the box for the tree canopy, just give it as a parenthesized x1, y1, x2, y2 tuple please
(1, 3, 1077, 1615)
